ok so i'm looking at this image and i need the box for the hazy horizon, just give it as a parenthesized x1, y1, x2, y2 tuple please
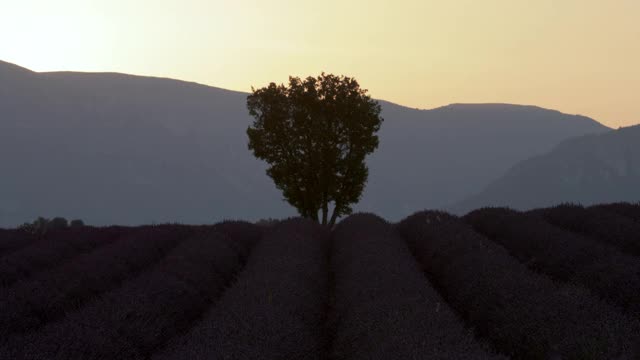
(2, 0, 639, 129)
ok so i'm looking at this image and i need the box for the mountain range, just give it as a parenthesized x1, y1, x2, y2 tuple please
(451, 124, 640, 213)
(0, 60, 618, 226)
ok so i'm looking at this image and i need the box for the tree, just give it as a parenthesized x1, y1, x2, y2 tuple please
(247, 73, 383, 227)
(18, 216, 69, 235)
(46, 217, 69, 231)
(18, 217, 49, 235)
(70, 219, 85, 228)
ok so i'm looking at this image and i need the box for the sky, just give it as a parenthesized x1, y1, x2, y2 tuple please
(1, 0, 639, 128)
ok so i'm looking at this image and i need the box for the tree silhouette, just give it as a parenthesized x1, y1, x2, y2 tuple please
(247, 73, 383, 227)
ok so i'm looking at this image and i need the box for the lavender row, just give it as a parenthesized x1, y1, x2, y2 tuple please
(465, 207, 640, 318)
(530, 204, 640, 256)
(329, 213, 504, 360)
(0, 221, 261, 359)
(590, 202, 640, 223)
(0, 229, 39, 257)
(0, 225, 192, 340)
(0, 227, 123, 287)
(397, 211, 640, 360)
(154, 218, 328, 360)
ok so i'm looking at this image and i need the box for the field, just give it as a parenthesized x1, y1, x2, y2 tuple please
(0, 203, 639, 359)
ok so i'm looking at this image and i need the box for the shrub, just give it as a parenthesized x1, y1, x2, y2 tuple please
(397, 211, 640, 360)
(465, 207, 640, 318)
(530, 204, 640, 256)
(329, 213, 504, 360)
(154, 218, 328, 360)
(0, 227, 122, 287)
(0, 223, 257, 359)
(0, 225, 193, 340)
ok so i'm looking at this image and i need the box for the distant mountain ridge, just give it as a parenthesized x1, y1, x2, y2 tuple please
(361, 100, 608, 216)
(0, 60, 610, 226)
(452, 124, 640, 213)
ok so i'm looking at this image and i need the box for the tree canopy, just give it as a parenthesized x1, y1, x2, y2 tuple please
(247, 73, 383, 227)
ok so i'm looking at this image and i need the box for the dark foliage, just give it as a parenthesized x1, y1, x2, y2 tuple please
(155, 218, 328, 360)
(329, 213, 503, 360)
(69, 219, 85, 228)
(0, 229, 39, 257)
(530, 204, 640, 256)
(589, 202, 640, 223)
(0, 225, 192, 340)
(247, 74, 383, 226)
(0, 227, 122, 288)
(18, 217, 69, 236)
(397, 211, 640, 360)
(47, 217, 69, 231)
(17, 217, 49, 236)
(465, 207, 640, 318)
(0, 224, 257, 359)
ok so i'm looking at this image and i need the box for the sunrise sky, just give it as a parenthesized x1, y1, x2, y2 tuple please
(1, 0, 638, 127)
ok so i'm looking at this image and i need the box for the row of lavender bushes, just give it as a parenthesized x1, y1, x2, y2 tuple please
(0, 221, 261, 359)
(0, 229, 39, 257)
(328, 213, 503, 360)
(0, 227, 124, 288)
(154, 218, 329, 360)
(530, 203, 640, 256)
(465, 207, 640, 318)
(396, 211, 640, 360)
(590, 202, 640, 223)
(0, 225, 193, 340)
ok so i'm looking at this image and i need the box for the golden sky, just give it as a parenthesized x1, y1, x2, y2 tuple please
(1, 0, 638, 127)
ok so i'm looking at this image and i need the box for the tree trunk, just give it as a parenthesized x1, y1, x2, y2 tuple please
(321, 194, 328, 226)
(328, 206, 340, 228)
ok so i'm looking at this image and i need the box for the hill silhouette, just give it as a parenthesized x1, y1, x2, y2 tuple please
(452, 124, 640, 213)
(0, 60, 609, 226)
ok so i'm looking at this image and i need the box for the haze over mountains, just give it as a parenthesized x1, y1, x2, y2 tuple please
(0, 60, 615, 227)
(452, 124, 640, 213)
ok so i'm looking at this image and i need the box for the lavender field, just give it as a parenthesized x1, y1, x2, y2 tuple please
(1, 203, 639, 359)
